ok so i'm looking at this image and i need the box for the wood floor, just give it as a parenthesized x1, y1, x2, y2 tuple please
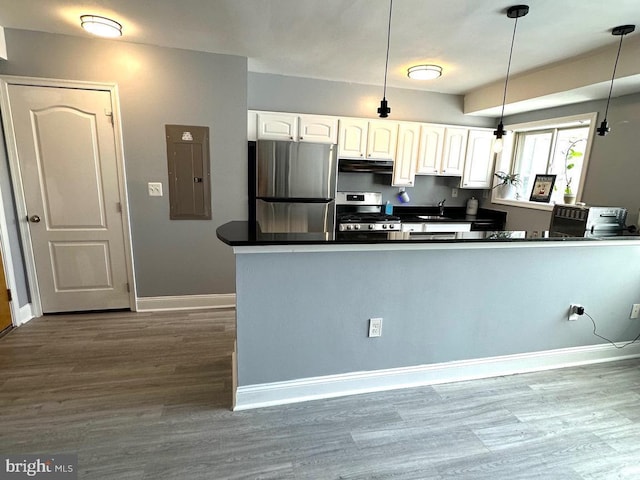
(1, 309, 640, 479)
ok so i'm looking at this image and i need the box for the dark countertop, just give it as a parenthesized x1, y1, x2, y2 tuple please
(217, 221, 640, 247)
(392, 206, 506, 225)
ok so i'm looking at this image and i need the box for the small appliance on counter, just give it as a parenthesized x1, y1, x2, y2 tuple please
(549, 204, 628, 237)
(336, 192, 401, 233)
(248, 140, 337, 233)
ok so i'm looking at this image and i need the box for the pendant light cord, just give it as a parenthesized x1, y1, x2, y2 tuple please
(382, 0, 393, 99)
(499, 16, 520, 123)
(602, 33, 626, 121)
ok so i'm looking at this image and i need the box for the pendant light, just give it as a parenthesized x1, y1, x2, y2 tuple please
(377, 0, 393, 118)
(493, 5, 529, 153)
(596, 24, 636, 136)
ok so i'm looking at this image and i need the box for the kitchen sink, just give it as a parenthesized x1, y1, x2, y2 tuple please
(417, 215, 450, 220)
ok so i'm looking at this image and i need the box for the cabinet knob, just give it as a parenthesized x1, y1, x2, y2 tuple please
(360, 153, 364, 157)
(290, 136, 294, 140)
(299, 136, 303, 140)
(443, 169, 447, 173)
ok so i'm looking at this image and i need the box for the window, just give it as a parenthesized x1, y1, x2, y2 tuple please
(492, 113, 597, 210)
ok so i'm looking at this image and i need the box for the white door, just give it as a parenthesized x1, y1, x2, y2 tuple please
(6, 85, 130, 313)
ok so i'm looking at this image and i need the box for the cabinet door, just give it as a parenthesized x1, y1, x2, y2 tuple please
(338, 118, 368, 158)
(461, 130, 495, 189)
(366, 120, 398, 160)
(441, 127, 468, 175)
(298, 115, 338, 144)
(416, 125, 445, 175)
(257, 112, 298, 141)
(392, 123, 420, 187)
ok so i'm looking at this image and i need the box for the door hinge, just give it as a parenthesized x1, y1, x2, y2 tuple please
(125, 282, 130, 293)
(116, 202, 122, 213)
(6, 289, 11, 302)
(105, 110, 114, 125)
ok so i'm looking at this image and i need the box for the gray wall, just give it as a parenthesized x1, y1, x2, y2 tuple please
(337, 172, 488, 208)
(236, 244, 640, 386)
(498, 93, 640, 231)
(249, 73, 495, 127)
(0, 29, 247, 298)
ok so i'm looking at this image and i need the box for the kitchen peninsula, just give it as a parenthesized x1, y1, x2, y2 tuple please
(218, 222, 640, 410)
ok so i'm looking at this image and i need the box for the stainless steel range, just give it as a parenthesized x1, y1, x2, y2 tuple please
(336, 192, 401, 232)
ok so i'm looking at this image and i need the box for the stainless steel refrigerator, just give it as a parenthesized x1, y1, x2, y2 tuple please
(249, 140, 337, 233)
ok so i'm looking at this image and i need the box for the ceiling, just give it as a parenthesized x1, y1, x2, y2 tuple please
(0, 0, 639, 114)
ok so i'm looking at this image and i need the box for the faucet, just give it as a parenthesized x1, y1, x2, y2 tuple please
(437, 199, 446, 216)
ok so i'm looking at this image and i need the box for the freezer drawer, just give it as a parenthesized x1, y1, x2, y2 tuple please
(257, 200, 335, 233)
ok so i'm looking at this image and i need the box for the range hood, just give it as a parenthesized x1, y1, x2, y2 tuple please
(338, 158, 393, 174)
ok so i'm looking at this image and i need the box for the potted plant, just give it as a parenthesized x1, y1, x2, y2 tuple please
(562, 139, 585, 204)
(493, 171, 521, 199)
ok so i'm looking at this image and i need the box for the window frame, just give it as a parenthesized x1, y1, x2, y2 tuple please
(491, 112, 598, 211)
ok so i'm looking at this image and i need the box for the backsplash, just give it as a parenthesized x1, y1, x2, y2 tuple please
(337, 172, 489, 207)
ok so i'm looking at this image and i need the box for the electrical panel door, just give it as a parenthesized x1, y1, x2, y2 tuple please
(165, 125, 211, 220)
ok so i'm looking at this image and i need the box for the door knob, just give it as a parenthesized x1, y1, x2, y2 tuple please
(29, 215, 41, 223)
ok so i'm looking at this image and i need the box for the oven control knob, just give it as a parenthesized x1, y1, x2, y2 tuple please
(347, 225, 353, 230)
(368, 224, 374, 230)
(354, 224, 360, 230)
(382, 224, 387, 229)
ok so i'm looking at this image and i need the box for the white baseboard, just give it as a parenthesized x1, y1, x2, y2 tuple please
(15, 303, 34, 326)
(234, 342, 640, 410)
(136, 293, 236, 312)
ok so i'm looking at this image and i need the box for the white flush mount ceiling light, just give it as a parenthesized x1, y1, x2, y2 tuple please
(597, 24, 636, 136)
(493, 4, 529, 153)
(80, 15, 123, 38)
(407, 65, 443, 80)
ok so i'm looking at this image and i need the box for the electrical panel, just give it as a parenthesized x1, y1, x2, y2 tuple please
(165, 125, 211, 220)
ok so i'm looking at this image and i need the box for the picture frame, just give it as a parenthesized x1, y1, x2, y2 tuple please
(529, 174, 556, 203)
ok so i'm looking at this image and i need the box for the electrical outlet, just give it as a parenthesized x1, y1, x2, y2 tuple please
(452, 188, 458, 198)
(568, 304, 583, 321)
(148, 182, 163, 196)
(630, 304, 640, 319)
(369, 318, 383, 337)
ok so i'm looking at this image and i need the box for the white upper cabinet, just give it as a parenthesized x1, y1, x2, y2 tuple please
(297, 115, 338, 144)
(256, 112, 337, 143)
(392, 123, 420, 187)
(461, 129, 495, 189)
(416, 125, 466, 176)
(257, 112, 298, 141)
(366, 121, 398, 160)
(416, 125, 445, 174)
(441, 127, 468, 175)
(338, 118, 398, 160)
(338, 118, 369, 157)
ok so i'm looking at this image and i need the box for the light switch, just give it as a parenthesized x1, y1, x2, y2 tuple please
(148, 182, 163, 196)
